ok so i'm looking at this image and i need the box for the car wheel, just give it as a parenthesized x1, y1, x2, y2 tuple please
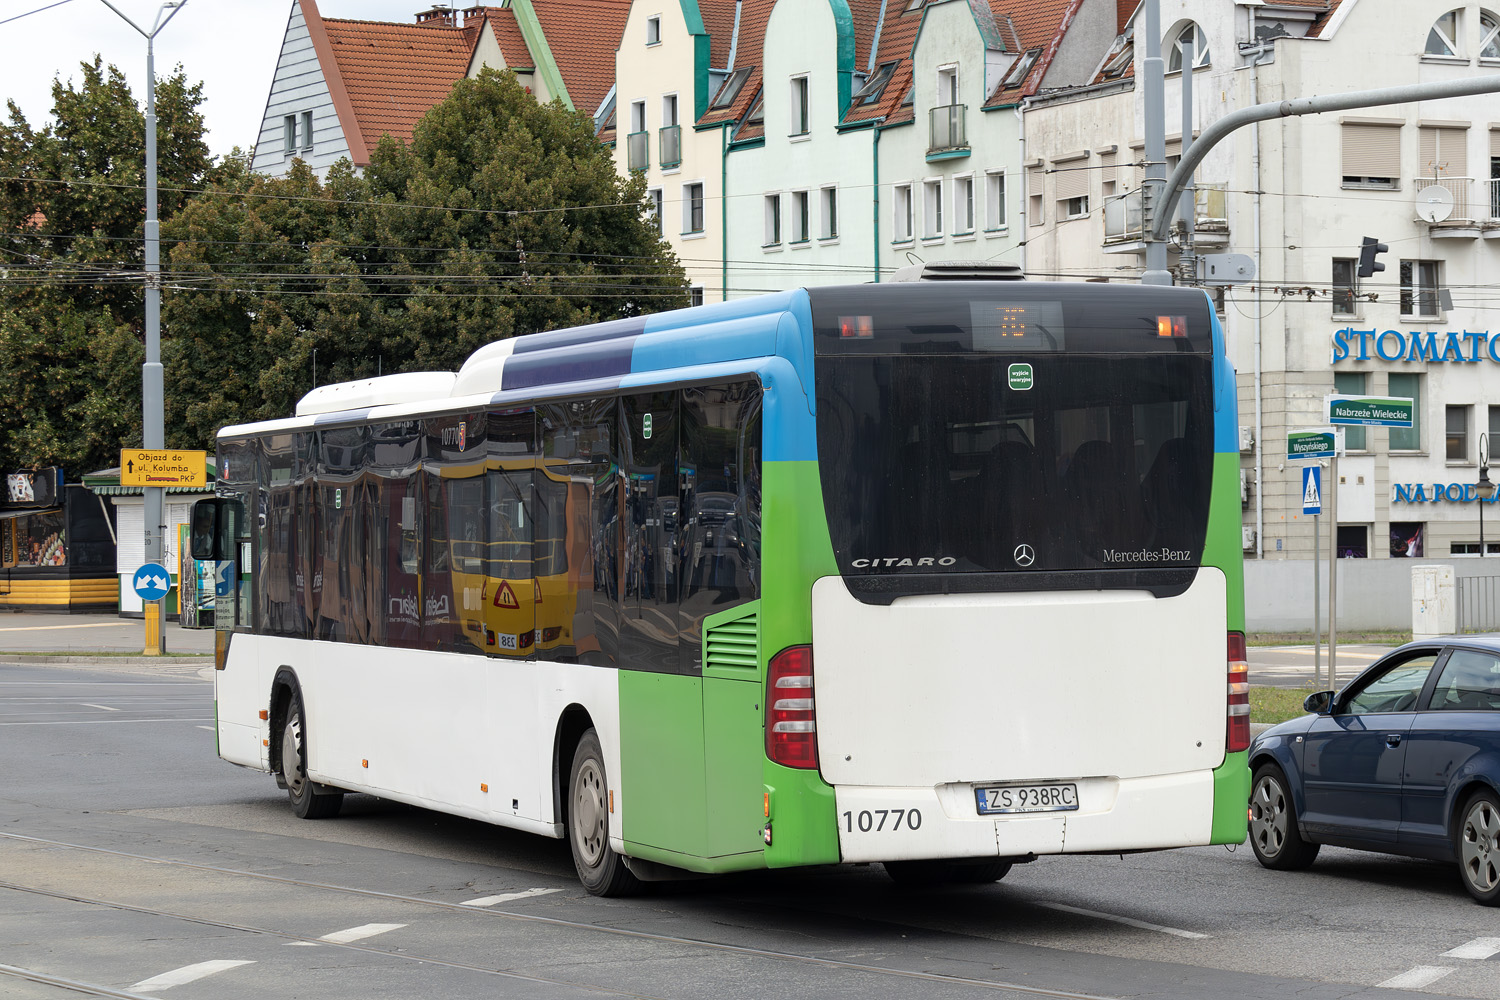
(884, 859, 1012, 886)
(281, 692, 342, 820)
(1249, 762, 1318, 870)
(1456, 788, 1500, 906)
(568, 729, 641, 897)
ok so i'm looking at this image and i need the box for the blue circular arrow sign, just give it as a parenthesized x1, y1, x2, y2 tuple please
(132, 562, 173, 602)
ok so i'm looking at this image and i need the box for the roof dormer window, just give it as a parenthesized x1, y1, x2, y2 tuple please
(851, 62, 896, 105)
(711, 67, 753, 109)
(1001, 49, 1040, 88)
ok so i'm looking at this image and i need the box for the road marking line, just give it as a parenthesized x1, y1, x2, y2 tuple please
(129, 960, 254, 991)
(1260, 648, 1383, 660)
(1442, 938, 1500, 960)
(462, 887, 563, 907)
(0, 623, 123, 632)
(0, 718, 214, 726)
(318, 922, 407, 944)
(1377, 967, 1455, 990)
(1037, 902, 1209, 940)
(196, 725, 215, 731)
(80, 703, 120, 712)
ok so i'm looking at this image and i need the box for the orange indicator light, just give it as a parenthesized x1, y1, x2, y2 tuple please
(259, 710, 268, 720)
(838, 315, 874, 339)
(764, 792, 770, 818)
(1157, 315, 1187, 338)
(480, 783, 488, 793)
(609, 790, 615, 814)
(361, 759, 369, 768)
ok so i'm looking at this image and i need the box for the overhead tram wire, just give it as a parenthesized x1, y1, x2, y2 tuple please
(0, 0, 76, 26)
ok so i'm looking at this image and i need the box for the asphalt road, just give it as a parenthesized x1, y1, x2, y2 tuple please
(1, 658, 1496, 1000)
(1248, 643, 1394, 689)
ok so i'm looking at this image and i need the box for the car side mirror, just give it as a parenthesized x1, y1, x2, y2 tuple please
(1303, 690, 1334, 715)
(190, 498, 238, 561)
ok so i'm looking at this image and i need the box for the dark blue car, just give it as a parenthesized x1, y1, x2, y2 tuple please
(1248, 635, 1500, 905)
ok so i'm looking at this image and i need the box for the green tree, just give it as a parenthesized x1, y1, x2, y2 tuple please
(0, 58, 211, 474)
(163, 68, 687, 437)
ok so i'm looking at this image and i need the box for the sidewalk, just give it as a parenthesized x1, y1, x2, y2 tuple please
(0, 611, 214, 665)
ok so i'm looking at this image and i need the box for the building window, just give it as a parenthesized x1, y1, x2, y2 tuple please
(791, 190, 810, 243)
(1332, 258, 1358, 315)
(1390, 522, 1425, 558)
(922, 179, 943, 238)
(646, 15, 660, 44)
(1337, 525, 1368, 559)
(659, 94, 681, 169)
(1419, 125, 1467, 182)
(954, 175, 975, 234)
(851, 62, 896, 105)
(301, 111, 314, 151)
(1425, 9, 1460, 55)
(1002, 49, 1040, 88)
(1167, 22, 1210, 71)
(710, 67, 752, 109)
(1447, 404, 1471, 462)
(1491, 403, 1500, 442)
(893, 183, 913, 242)
(1388, 372, 1422, 451)
(1483, 10, 1500, 58)
(627, 101, 648, 172)
(1333, 372, 1367, 450)
(647, 188, 663, 235)
(763, 194, 781, 246)
(682, 182, 704, 234)
(820, 185, 838, 240)
(1400, 259, 1441, 318)
(985, 171, 1006, 230)
(283, 115, 297, 156)
(1341, 123, 1401, 189)
(689, 285, 704, 307)
(790, 76, 809, 136)
(1027, 166, 1043, 226)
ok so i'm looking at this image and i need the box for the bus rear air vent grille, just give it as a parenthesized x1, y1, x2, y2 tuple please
(886, 261, 1024, 282)
(705, 612, 759, 672)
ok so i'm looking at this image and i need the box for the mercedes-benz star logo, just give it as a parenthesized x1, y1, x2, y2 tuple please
(1013, 543, 1035, 567)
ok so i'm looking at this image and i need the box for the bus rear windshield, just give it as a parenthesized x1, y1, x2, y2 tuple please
(810, 285, 1215, 596)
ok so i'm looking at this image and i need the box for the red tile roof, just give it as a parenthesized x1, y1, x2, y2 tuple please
(465, 6, 534, 69)
(699, 0, 740, 68)
(699, 0, 776, 135)
(983, 0, 1090, 107)
(1306, 0, 1343, 36)
(1116, 0, 1136, 34)
(527, 0, 633, 116)
(840, 2, 921, 128)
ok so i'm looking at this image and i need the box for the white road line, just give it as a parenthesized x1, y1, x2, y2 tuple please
(317, 922, 407, 944)
(129, 960, 254, 991)
(0, 622, 123, 632)
(1037, 902, 1209, 940)
(196, 725, 215, 731)
(1442, 937, 1500, 960)
(1258, 647, 1383, 660)
(79, 703, 120, 712)
(1377, 967, 1455, 990)
(462, 887, 563, 907)
(0, 718, 214, 726)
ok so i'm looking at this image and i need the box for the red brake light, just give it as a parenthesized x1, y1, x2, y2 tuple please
(767, 645, 817, 769)
(1227, 631, 1250, 753)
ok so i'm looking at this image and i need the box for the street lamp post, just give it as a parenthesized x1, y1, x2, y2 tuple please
(99, 0, 188, 653)
(1479, 433, 1495, 557)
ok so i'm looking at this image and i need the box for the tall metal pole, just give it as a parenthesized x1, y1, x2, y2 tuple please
(1328, 453, 1339, 686)
(1141, 0, 1171, 285)
(1177, 33, 1195, 284)
(99, 0, 187, 654)
(1313, 510, 1321, 690)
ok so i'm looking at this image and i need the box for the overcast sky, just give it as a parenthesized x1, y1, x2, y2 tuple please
(1, 0, 431, 158)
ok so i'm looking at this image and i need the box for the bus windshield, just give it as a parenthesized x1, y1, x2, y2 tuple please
(811, 283, 1215, 593)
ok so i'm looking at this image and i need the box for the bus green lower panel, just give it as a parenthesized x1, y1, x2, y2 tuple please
(1210, 751, 1250, 845)
(620, 840, 766, 875)
(763, 762, 840, 868)
(619, 672, 707, 856)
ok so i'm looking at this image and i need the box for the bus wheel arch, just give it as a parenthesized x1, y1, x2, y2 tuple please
(552, 704, 595, 830)
(269, 667, 342, 820)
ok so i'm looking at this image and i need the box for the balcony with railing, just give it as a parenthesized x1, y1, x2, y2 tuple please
(927, 104, 969, 160)
(1413, 175, 1488, 237)
(1492, 177, 1500, 221)
(1102, 184, 1230, 252)
(626, 130, 649, 172)
(659, 124, 681, 170)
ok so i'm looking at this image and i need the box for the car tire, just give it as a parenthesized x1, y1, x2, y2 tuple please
(281, 692, 343, 820)
(1455, 788, 1500, 906)
(1249, 762, 1318, 871)
(567, 729, 641, 897)
(884, 859, 1012, 886)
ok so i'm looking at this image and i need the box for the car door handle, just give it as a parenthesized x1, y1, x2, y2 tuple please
(1385, 734, 1403, 748)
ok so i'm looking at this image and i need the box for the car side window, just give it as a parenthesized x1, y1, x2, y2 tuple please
(1341, 653, 1439, 715)
(1426, 649, 1500, 711)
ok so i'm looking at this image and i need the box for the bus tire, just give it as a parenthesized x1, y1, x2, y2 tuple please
(281, 691, 342, 820)
(567, 729, 640, 897)
(883, 859, 1011, 886)
(1249, 762, 1317, 871)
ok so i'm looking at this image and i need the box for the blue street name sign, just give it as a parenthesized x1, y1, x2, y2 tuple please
(132, 562, 172, 602)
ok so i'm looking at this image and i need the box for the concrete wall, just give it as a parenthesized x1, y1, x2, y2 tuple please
(1246, 557, 1500, 631)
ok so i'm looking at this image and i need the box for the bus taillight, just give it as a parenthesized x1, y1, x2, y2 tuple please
(767, 645, 817, 769)
(1227, 631, 1250, 753)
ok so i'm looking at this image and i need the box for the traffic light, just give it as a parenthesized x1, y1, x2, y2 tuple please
(1356, 236, 1388, 278)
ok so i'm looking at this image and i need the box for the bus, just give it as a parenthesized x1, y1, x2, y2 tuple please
(193, 271, 1249, 895)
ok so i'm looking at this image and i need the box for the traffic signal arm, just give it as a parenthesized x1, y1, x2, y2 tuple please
(1357, 236, 1388, 278)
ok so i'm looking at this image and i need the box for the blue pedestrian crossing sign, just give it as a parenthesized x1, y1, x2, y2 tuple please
(1302, 466, 1323, 516)
(132, 562, 173, 602)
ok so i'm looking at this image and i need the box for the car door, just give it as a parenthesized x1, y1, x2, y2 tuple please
(1400, 645, 1500, 860)
(1300, 648, 1441, 845)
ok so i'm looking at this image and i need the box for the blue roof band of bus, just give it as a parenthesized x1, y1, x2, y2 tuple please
(1207, 305, 1238, 455)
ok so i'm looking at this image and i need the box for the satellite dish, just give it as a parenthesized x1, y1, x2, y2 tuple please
(1415, 185, 1454, 223)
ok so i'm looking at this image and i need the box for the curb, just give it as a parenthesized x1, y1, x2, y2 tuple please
(0, 655, 214, 666)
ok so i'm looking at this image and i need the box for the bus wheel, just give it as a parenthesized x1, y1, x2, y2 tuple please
(884, 859, 1011, 886)
(567, 729, 640, 897)
(281, 692, 342, 820)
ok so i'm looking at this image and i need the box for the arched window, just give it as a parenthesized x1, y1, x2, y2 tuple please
(1425, 9, 1461, 55)
(1481, 9, 1500, 58)
(1167, 23, 1210, 72)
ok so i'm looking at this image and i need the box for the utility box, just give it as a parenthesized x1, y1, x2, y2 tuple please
(1412, 565, 1455, 641)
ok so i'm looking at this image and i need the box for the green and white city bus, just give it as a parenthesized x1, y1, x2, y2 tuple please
(194, 272, 1250, 895)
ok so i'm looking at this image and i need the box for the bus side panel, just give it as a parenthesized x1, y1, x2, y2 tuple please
(759, 459, 841, 868)
(619, 671, 708, 857)
(1205, 449, 1250, 844)
(216, 634, 268, 770)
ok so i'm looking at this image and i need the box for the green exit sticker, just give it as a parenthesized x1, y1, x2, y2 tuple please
(1008, 363, 1034, 391)
(643, 413, 653, 439)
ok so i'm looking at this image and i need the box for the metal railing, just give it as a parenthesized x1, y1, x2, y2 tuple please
(1104, 189, 1144, 240)
(928, 104, 967, 153)
(1415, 175, 1474, 220)
(1491, 177, 1500, 220)
(659, 125, 681, 169)
(1458, 574, 1500, 632)
(626, 130, 648, 172)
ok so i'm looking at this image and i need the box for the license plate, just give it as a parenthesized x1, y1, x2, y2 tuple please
(975, 782, 1079, 815)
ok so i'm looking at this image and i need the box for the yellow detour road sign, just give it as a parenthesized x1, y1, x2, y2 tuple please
(120, 449, 208, 488)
